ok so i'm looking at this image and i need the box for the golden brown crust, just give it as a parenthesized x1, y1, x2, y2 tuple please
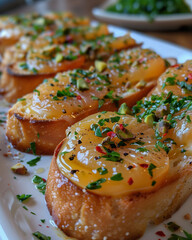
(45, 142, 192, 240)
(0, 36, 21, 55)
(6, 81, 156, 155)
(0, 67, 56, 103)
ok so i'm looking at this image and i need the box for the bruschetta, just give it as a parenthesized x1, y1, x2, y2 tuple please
(45, 60, 192, 240)
(0, 12, 90, 55)
(6, 47, 166, 154)
(0, 30, 136, 102)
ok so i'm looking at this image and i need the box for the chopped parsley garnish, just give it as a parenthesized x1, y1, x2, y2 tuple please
(98, 99, 105, 109)
(148, 163, 157, 177)
(95, 126, 102, 137)
(155, 140, 170, 153)
(59, 151, 69, 156)
(32, 175, 46, 195)
(118, 141, 127, 147)
(33, 89, 40, 96)
(17, 98, 26, 102)
(151, 180, 156, 186)
(86, 178, 106, 190)
(17, 194, 32, 202)
(27, 142, 36, 155)
(110, 173, 123, 181)
(40, 219, 45, 223)
(181, 148, 186, 153)
(162, 77, 176, 89)
(102, 127, 112, 134)
(91, 96, 105, 109)
(168, 230, 192, 240)
(97, 167, 108, 175)
(19, 62, 28, 70)
(64, 54, 78, 61)
(101, 148, 123, 162)
(186, 115, 191, 123)
(98, 118, 107, 126)
(32, 68, 38, 74)
(136, 147, 149, 152)
(104, 90, 121, 107)
(131, 140, 145, 146)
(27, 156, 41, 166)
(32, 231, 51, 240)
(177, 81, 192, 92)
(23, 206, 28, 210)
(53, 87, 76, 100)
(110, 116, 120, 123)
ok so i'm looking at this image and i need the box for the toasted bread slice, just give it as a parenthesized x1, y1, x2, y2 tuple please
(45, 109, 192, 240)
(0, 30, 137, 103)
(6, 48, 166, 154)
(0, 12, 90, 55)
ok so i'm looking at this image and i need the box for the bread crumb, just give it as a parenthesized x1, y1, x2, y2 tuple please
(184, 213, 191, 220)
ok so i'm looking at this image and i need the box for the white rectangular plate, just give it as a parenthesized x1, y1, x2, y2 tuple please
(0, 25, 192, 240)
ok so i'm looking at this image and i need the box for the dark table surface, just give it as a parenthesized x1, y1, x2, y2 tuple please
(4, 0, 192, 50)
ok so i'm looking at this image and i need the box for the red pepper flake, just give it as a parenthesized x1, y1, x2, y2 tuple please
(65, 35, 73, 43)
(46, 226, 50, 228)
(138, 57, 146, 63)
(107, 131, 116, 138)
(140, 156, 143, 159)
(85, 78, 91, 83)
(38, 224, 42, 227)
(77, 95, 82, 100)
(163, 133, 167, 137)
(139, 163, 149, 168)
(119, 124, 124, 130)
(96, 146, 106, 155)
(128, 177, 134, 185)
(188, 73, 192, 80)
(170, 64, 180, 68)
(155, 231, 166, 237)
(42, 178, 47, 183)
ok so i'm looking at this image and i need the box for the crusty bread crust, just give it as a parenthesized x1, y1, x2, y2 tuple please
(45, 141, 192, 240)
(6, 81, 156, 155)
(0, 67, 56, 103)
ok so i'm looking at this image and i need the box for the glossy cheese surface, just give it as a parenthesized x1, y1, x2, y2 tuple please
(156, 60, 192, 97)
(14, 47, 165, 120)
(57, 112, 169, 196)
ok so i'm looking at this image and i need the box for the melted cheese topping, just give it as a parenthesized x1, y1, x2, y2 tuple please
(14, 48, 165, 121)
(57, 112, 169, 196)
(156, 60, 192, 97)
